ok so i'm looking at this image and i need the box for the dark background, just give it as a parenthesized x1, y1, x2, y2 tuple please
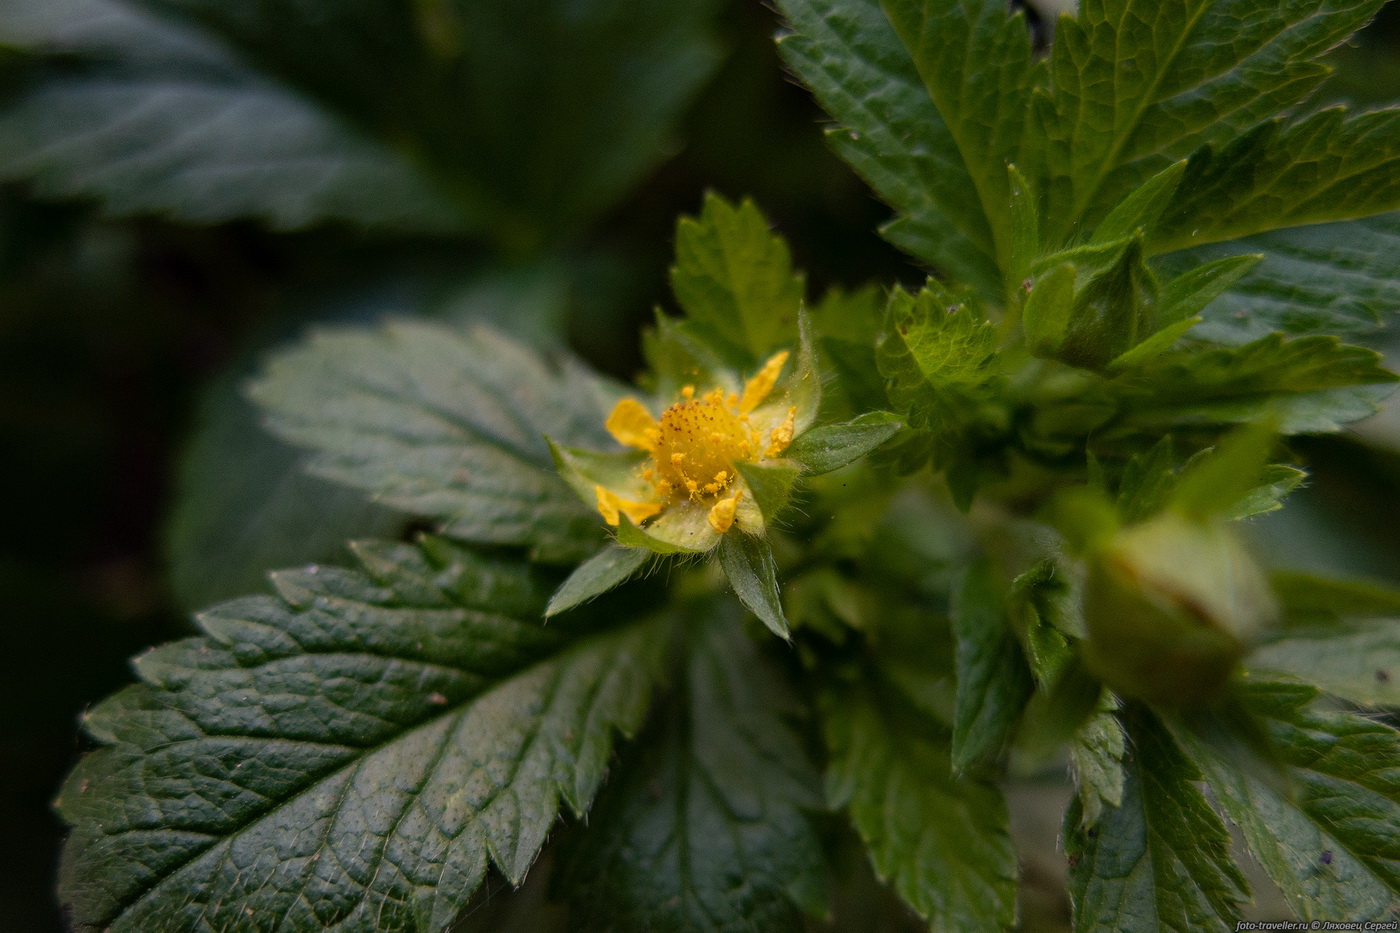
(4, 2, 1400, 930)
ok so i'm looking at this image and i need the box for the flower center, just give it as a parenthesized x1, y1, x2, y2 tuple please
(651, 389, 757, 500)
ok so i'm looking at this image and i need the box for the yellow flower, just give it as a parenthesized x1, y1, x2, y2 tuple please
(596, 351, 799, 537)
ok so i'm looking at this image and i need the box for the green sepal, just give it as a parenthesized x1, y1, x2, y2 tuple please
(717, 531, 789, 639)
(616, 510, 711, 556)
(1022, 261, 1077, 357)
(1157, 254, 1262, 325)
(1057, 234, 1162, 372)
(736, 459, 801, 525)
(550, 440, 652, 503)
(546, 545, 653, 617)
(785, 412, 902, 475)
(1089, 160, 1187, 246)
(1170, 420, 1277, 519)
(641, 310, 734, 399)
(1107, 316, 1202, 371)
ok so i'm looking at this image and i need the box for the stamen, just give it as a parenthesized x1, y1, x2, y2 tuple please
(707, 489, 743, 534)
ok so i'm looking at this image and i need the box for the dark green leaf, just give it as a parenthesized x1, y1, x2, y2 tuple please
(775, 0, 1001, 296)
(951, 560, 1033, 769)
(881, 0, 1039, 284)
(546, 545, 652, 618)
(670, 194, 804, 364)
(718, 531, 789, 639)
(1065, 709, 1248, 933)
(824, 679, 1017, 932)
(558, 601, 826, 932)
(249, 322, 620, 562)
(1112, 334, 1398, 434)
(1038, 0, 1383, 244)
(1157, 108, 1400, 253)
(1174, 682, 1400, 921)
(786, 412, 902, 475)
(56, 538, 664, 933)
(1163, 211, 1400, 344)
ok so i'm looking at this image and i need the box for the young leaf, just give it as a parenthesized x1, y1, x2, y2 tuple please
(951, 560, 1034, 770)
(1174, 682, 1400, 922)
(718, 531, 789, 639)
(1089, 161, 1187, 246)
(557, 602, 826, 932)
(1037, 0, 1384, 243)
(774, 0, 1002, 296)
(1068, 694, 1127, 829)
(56, 538, 664, 933)
(545, 545, 652, 617)
(670, 194, 804, 364)
(785, 411, 903, 475)
(1065, 709, 1249, 933)
(823, 680, 1018, 933)
(249, 322, 621, 563)
(878, 282, 1000, 442)
(881, 0, 1039, 281)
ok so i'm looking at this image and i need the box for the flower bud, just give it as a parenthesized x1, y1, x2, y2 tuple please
(1081, 512, 1277, 705)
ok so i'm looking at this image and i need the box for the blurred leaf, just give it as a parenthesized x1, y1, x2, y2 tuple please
(1038, 0, 1382, 245)
(1065, 708, 1248, 933)
(1249, 621, 1400, 707)
(557, 601, 827, 932)
(56, 538, 664, 933)
(1173, 681, 1400, 922)
(823, 678, 1017, 933)
(951, 560, 1033, 770)
(1270, 570, 1400, 626)
(0, 0, 725, 242)
(775, 0, 1002, 296)
(249, 321, 623, 563)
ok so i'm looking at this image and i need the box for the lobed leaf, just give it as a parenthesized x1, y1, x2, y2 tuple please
(249, 322, 622, 563)
(1065, 709, 1248, 933)
(1174, 682, 1400, 922)
(558, 602, 827, 932)
(824, 678, 1017, 933)
(56, 538, 665, 933)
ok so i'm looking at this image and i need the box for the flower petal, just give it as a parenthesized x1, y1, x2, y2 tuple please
(738, 350, 790, 414)
(605, 398, 658, 450)
(595, 485, 661, 526)
(707, 489, 744, 534)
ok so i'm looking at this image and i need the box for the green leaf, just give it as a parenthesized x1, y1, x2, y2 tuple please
(557, 601, 826, 932)
(1065, 708, 1248, 933)
(1156, 108, 1400, 253)
(785, 412, 903, 475)
(249, 322, 621, 563)
(1174, 682, 1400, 921)
(1023, 262, 1078, 357)
(1270, 570, 1400, 626)
(878, 282, 1000, 442)
(1156, 254, 1262, 326)
(670, 194, 805, 365)
(951, 560, 1033, 770)
(718, 531, 789, 639)
(1248, 621, 1400, 708)
(881, 0, 1039, 284)
(1037, 0, 1384, 244)
(823, 679, 1017, 932)
(774, 0, 1001, 296)
(1089, 161, 1188, 246)
(56, 538, 664, 933)
(546, 545, 652, 618)
(1112, 334, 1398, 434)
(1162, 211, 1400, 344)
(0, 0, 725, 241)
(1170, 420, 1276, 518)
(1068, 694, 1127, 829)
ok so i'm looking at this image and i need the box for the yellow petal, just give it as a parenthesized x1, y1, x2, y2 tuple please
(738, 350, 790, 414)
(764, 406, 797, 457)
(596, 485, 661, 526)
(605, 398, 658, 451)
(707, 489, 744, 534)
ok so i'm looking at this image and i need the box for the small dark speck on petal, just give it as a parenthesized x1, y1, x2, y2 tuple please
(1320, 850, 1333, 865)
